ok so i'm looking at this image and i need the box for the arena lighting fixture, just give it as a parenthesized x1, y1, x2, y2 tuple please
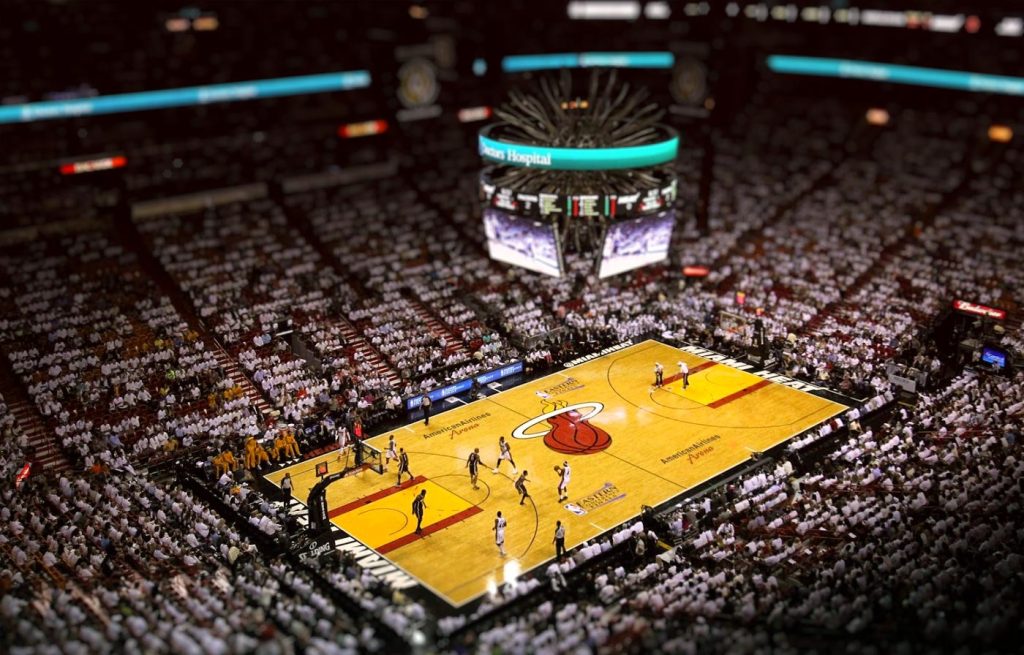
(560, 99, 590, 110)
(566, 1, 641, 21)
(866, 108, 890, 126)
(479, 125, 678, 171)
(164, 17, 189, 32)
(0, 70, 371, 124)
(480, 69, 678, 185)
(457, 105, 492, 123)
(767, 55, 1024, 97)
(59, 155, 127, 175)
(995, 17, 1024, 37)
(478, 70, 679, 278)
(645, 1, 670, 19)
(192, 15, 219, 31)
(988, 125, 1013, 143)
(338, 119, 388, 138)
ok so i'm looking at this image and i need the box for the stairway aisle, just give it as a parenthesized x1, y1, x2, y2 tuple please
(212, 345, 275, 418)
(0, 364, 72, 474)
(406, 298, 471, 359)
(333, 318, 403, 388)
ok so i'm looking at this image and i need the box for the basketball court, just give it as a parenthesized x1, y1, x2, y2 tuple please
(266, 339, 845, 607)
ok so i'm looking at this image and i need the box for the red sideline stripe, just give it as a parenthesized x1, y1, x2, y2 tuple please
(377, 505, 483, 554)
(708, 379, 773, 409)
(328, 475, 427, 518)
(662, 360, 716, 385)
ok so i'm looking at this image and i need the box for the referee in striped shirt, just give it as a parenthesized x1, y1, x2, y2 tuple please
(553, 520, 566, 562)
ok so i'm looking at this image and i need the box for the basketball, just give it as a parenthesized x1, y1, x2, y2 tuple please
(553, 465, 562, 475)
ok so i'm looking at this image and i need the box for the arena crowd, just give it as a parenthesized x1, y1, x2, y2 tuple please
(1, 77, 1021, 654)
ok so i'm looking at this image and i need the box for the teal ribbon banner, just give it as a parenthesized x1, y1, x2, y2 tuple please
(0, 70, 372, 125)
(478, 130, 678, 171)
(767, 55, 1024, 96)
(502, 51, 675, 73)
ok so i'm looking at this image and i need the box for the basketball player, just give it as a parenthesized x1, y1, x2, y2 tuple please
(493, 511, 507, 557)
(412, 489, 427, 534)
(514, 470, 530, 505)
(654, 362, 664, 387)
(384, 435, 397, 472)
(466, 448, 484, 489)
(677, 360, 689, 389)
(557, 460, 571, 502)
(396, 448, 413, 486)
(492, 436, 517, 475)
(336, 424, 351, 460)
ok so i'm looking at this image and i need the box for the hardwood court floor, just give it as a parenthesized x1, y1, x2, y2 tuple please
(267, 340, 845, 607)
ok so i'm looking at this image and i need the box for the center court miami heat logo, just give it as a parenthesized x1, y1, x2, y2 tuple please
(511, 399, 612, 455)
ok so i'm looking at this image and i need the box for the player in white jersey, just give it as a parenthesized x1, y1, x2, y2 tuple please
(384, 435, 397, 472)
(336, 424, 351, 463)
(556, 461, 571, 502)
(492, 436, 517, 475)
(493, 511, 507, 557)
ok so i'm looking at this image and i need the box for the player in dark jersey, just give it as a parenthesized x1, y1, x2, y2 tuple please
(466, 448, 484, 490)
(396, 448, 413, 486)
(514, 470, 530, 505)
(412, 489, 427, 533)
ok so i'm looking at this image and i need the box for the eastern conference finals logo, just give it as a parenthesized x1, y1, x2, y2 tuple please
(564, 482, 625, 516)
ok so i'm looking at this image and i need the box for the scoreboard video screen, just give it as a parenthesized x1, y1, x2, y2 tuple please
(597, 210, 675, 278)
(483, 208, 564, 277)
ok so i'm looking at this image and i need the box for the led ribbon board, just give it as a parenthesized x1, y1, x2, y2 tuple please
(479, 125, 678, 171)
(0, 70, 372, 125)
(404, 362, 524, 410)
(480, 168, 678, 218)
(502, 51, 675, 73)
(767, 55, 1024, 97)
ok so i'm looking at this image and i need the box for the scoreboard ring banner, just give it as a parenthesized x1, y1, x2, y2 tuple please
(478, 123, 679, 171)
(480, 167, 678, 219)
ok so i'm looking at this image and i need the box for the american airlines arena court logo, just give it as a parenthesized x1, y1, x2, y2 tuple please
(511, 399, 612, 455)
